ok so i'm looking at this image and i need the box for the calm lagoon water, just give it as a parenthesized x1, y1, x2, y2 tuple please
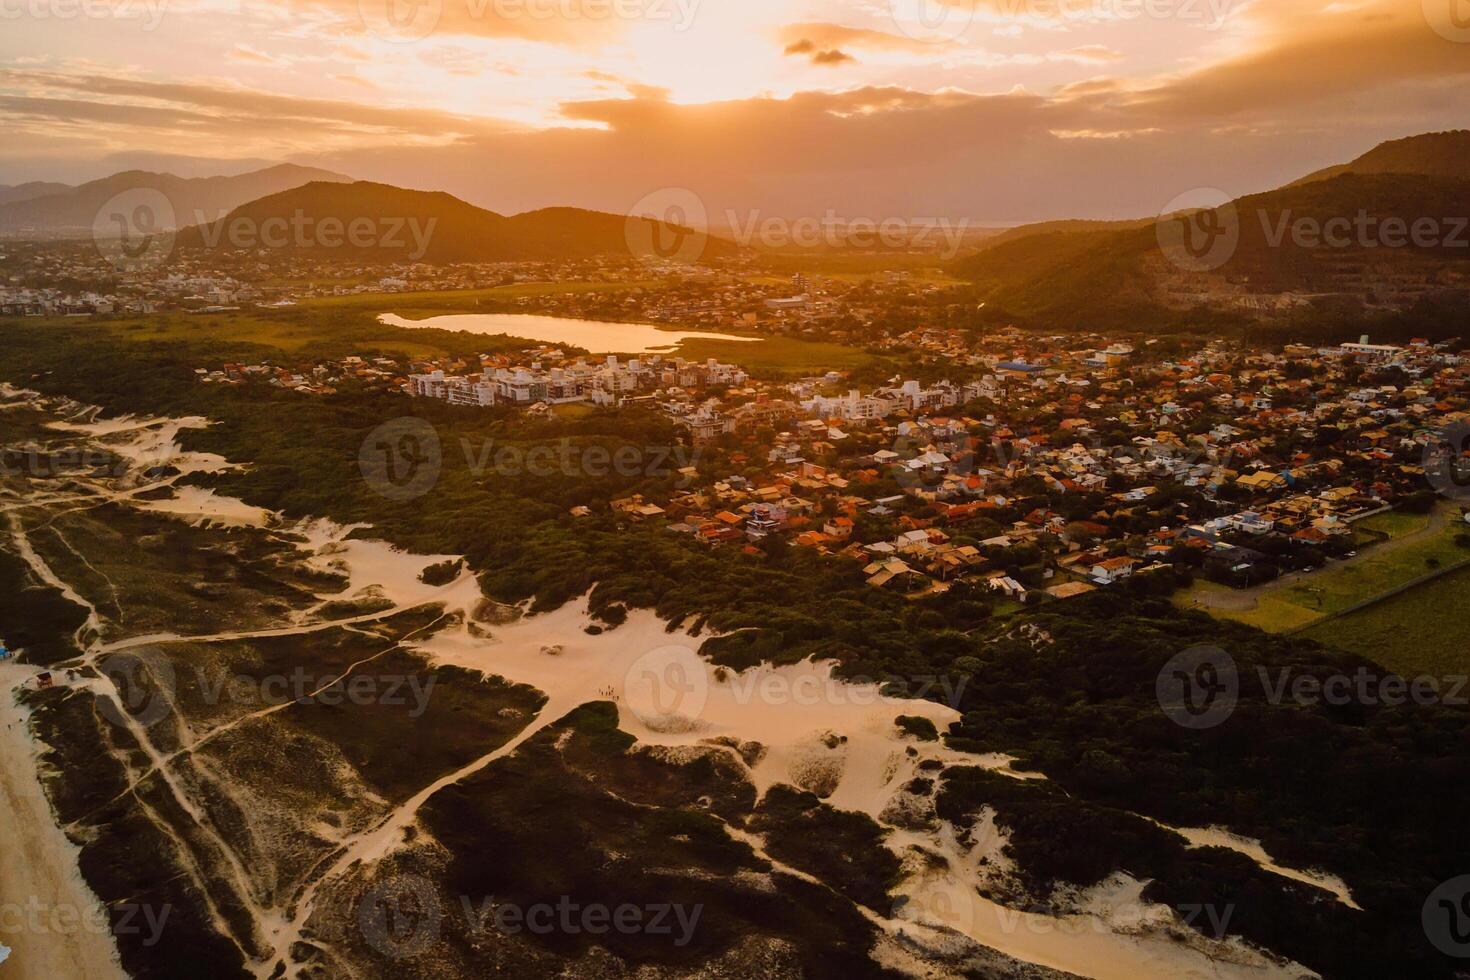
(379, 312, 757, 354)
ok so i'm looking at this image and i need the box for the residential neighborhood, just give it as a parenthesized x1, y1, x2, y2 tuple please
(196, 328, 1470, 608)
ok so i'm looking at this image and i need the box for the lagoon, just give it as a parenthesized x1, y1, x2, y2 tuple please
(379, 312, 757, 354)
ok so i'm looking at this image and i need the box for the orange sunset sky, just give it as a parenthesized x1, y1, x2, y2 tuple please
(3, 0, 1469, 221)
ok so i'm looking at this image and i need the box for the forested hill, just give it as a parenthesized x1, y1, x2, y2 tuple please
(174, 181, 739, 264)
(950, 129, 1470, 334)
(950, 172, 1470, 332)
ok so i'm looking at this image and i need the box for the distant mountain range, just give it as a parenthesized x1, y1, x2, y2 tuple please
(951, 130, 1470, 331)
(175, 180, 738, 264)
(0, 164, 351, 235)
(0, 182, 73, 206)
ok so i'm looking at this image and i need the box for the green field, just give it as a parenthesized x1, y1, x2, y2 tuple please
(1177, 506, 1470, 634)
(1301, 564, 1470, 677)
(1174, 580, 1326, 633)
(33, 312, 349, 351)
(675, 334, 880, 375)
(300, 279, 666, 315)
(1354, 508, 1432, 539)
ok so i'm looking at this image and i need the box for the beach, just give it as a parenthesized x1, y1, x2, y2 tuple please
(0, 664, 126, 980)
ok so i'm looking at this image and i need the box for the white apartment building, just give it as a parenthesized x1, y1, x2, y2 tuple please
(805, 389, 896, 421)
(408, 371, 449, 398)
(446, 379, 496, 407)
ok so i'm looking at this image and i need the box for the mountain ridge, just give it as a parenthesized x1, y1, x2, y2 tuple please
(0, 164, 353, 235)
(0, 182, 74, 207)
(174, 180, 739, 264)
(951, 172, 1470, 330)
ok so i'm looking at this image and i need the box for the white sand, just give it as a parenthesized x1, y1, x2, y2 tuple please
(48, 414, 236, 485)
(0, 665, 126, 980)
(135, 486, 274, 528)
(886, 821, 1313, 980)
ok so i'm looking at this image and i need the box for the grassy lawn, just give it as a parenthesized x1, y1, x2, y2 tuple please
(1354, 509, 1431, 539)
(1173, 581, 1325, 633)
(1300, 564, 1470, 677)
(1280, 523, 1468, 618)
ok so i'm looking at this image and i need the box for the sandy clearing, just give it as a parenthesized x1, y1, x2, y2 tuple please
(135, 486, 274, 528)
(408, 601, 1315, 980)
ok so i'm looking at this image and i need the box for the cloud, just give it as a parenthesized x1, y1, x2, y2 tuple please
(228, 45, 284, 65)
(783, 37, 856, 66)
(331, 73, 380, 90)
(1050, 45, 1122, 64)
(286, 0, 638, 44)
(811, 49, 855, 65)
(1114, 4, 1470, 122)
(5, 0, 1469, 218)
(778, 22, 948, 55)
(0, 68, 514, 169)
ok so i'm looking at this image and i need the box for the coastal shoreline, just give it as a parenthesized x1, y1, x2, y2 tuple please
(0, 663, 126, 980)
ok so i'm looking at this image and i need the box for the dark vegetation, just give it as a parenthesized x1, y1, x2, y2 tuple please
(937, 767, 1433, 980)
(951, 170, 1470, 337)
(420, 702, 901, 978)
(894, 715, 939, 741)
(282, 651, 546, 802)
(0, 548, 90, 665)
(749, 784, 901, 912)
(941, 592, 1470, 979)
(22, 684, 251, 979)
(2, 316, 1469, 976)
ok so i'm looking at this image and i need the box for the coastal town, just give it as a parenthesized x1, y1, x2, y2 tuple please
(10, 0, 1470, 974)
(196, 328, 1470, 606)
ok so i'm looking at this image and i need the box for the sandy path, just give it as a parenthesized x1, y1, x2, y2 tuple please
(0, 665, 126, 980)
